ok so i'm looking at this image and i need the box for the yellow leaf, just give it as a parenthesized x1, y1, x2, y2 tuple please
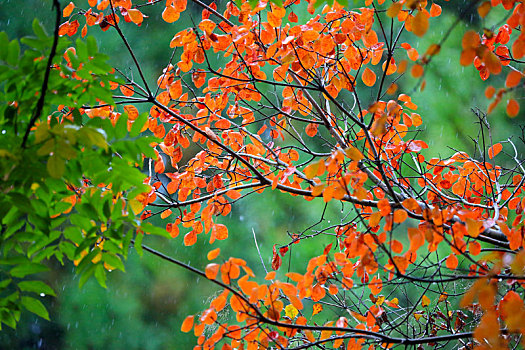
(421, 295, 430, 307)
(386, 297, 399, 308)
(345, 146, 364, 161)
(129, 199, 144, 215)
(285, 304, 298, 319)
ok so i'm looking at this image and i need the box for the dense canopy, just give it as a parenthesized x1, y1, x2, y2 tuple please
(1, 0, 525, 349)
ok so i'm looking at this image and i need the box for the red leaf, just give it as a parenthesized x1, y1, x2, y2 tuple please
(272, 244, 282, 271)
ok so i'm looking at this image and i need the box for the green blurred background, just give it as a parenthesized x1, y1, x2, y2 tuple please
(0, 0, 523, 349)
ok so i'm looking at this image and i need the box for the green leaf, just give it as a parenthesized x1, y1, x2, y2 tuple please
(20, 37, 46, 51)
(6, 40, 20, 66)
(94, 264, 107, 288)
(21, 296, 49, 320)
(32, 19, 47, 40)
(0, 310, 17, 329)
(76, 203, 99, 221)
(34, 123, 50, 144)
(10, 263, 49, 278)
(59, 241, 76, 261)
(47, 154, 65, 179)
(130, 112, 148, 137)
(134, 233, 143, 257)
(55, 140, 77, 160)
(114, 113, 128, 140)
(37, 138, 55, 156)
(18, 281, 56, 297)
(78, 263, 96, 288)
(75, 38, 88, 62)
(86, 36, 98, 57)
(0, 32, 8, 61)
(8, 193, 33, 213)
(0, 279, 12, 290)
(102, 253, 125, 272)
(79, 127, 108, 150)
(140, 222, 170, 238)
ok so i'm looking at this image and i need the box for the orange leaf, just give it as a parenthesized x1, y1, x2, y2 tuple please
(181, 315, 194, 332)
(162, 5, 180, 23)
(488, 143, 502, 159)
(213, 224, 228, 240)
(160, 208, 172, 219)
(198, 19, 216, 35)
(123, 104, 139, 120)
(120, 84, 134, 97)
(311, 283, 325, 301)
(466, 219, 482, 238)
(267, 12, 281, 28)
(174, 0, 187, 12)
(411, 64, 424, 78)
(408, 227, 424, 251)
(485, 85, 495, 99)
(205, 263, 219, 279)
(430, 3, 442, 17)
(345, 146, 364, 161)
(483, 50, 502, 75)
(421, 295, 430, 307)
(226, 190, 242, 199)
(370, 276, 382, 295)
(477, 1, 491, 18)
(362, 67, 376, 87)
(386, 3, 402, 18)
(412, 11, 429, 37)
(169, 80, 183, 100)
(462, 31, 480, 50)
(393, 209, 408, 223)
(390, 239, 403, 253)
(127, 9, 144, 25)
(305, 123, 318, 137)
(402, 198, 419, 211)
(507, 98, 520, 117)
(184, 231, 197, 246)
(207, 248, 220, 260)
(377, 198, 391, 217)
(505, 70, 522, 88)
(446, 254, 458, 269)
(469, 241, 481, 256)
(63, 2, 75, 17)
(312, 303, 323, 316)
(265, 271, 276, 280)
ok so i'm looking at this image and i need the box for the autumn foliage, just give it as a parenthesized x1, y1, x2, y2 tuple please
(6, 0, 525, 348)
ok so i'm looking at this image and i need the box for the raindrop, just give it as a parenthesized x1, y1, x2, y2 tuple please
(1, 130, 5, 134)
(40, 293, 45, 297)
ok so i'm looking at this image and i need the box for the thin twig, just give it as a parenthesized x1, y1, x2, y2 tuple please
(21, 0, 61, 148)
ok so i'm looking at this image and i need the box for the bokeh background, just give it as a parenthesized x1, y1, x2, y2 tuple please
(0, 0, 523, 348)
